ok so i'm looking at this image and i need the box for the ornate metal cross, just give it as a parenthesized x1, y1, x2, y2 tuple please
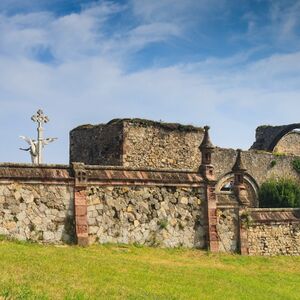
(20, 109, 57, 164)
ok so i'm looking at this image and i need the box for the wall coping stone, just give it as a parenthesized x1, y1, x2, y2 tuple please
(249, 208, 300, 212)
(0, 163, 204, 186)
(0, 163, 69, 168)
(0, 163, 72, 182)
(248, 208, 300, 224)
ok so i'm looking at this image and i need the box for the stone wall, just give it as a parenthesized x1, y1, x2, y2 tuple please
(0, 164, 74, 243)
(0, 163, 207, 248)
(251, 123, 300, 152)
(213, 148, 300, 186)
(217, 207, 239, 252)
(246, 209, 300, 256)
(70, 118, 203, 170)
(70, 118, 300, 190)
(82, 168, 206, 248)
(70, 121, 123, 166)
(0, 183, 74, 243)
(122, 119, 203, 169)
(3, 117, 300, 256)
(274, 131, 300, 156)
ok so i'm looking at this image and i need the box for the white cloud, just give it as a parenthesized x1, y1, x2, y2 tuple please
(238, 0, 300, 49)
(130, 0, 226, 24)
(0, 1, 300, 164)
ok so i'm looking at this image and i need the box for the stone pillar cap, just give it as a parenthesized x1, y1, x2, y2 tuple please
(232, 149, 247, 172)
(199, 126, 214, 150)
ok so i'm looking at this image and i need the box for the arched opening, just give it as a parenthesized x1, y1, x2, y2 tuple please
(216, 173, 259, 207)
(268, 123, 300, 153)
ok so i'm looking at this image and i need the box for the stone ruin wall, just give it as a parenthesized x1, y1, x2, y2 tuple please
(251, 123, 300, 154)
(0, 165, 74, 244)
(2, 162, 300, 256)
(273, 131, 300, 156)
(87, 185, 206, 248)
(70, 119, 204, 170)
(70, 121, 123, 166)
(122, 120, 203, 170)
(1, 119, 300, 255)
(70, 119, 300, 188)
(213, 148, 300, 186)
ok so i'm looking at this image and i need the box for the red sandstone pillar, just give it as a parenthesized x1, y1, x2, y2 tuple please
(232, 149, 249, 207)
(206, 183, 219, 252)
(232, 150, 250, 255)
(199, 126, 219, 252)
(239, 208, 249, 255)
(73, 163, 89, 246)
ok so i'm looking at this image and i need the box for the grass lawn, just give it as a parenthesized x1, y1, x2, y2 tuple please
(0, 240, 300, 299)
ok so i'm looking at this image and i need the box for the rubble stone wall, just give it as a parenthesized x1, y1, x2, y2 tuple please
(274, 132, 300, 156)
(70, 122, 123, 166)
(247, 209, 300, 256)
(0, 182, 74, 243)
(70, 119, 299, 191)
(217, 207, 239, 253)
(213, 148, 300, 186)
(122, 120, 203, 170)
(86, 185, 207, 248)
(247, 222, 300, 256)
(70, 119, 204, 170)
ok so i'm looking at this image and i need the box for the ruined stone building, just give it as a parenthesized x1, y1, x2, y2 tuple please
(1, 119, 300, 255)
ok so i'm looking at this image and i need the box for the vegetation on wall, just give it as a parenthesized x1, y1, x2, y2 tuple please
(259, 178, 300, 208)
(292, 158, 300, 174)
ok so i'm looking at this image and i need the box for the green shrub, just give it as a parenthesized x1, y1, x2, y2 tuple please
(270, 160, 277, 168)
(292, 158, 300, 174)
(273, 152, 286, 157)
(259, 178, 300, 208)
(157, 218, 168, 229)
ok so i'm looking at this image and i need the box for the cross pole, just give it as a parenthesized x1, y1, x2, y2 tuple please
(31, 109, 49, 164)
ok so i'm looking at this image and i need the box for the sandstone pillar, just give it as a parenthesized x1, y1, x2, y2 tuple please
(199, 126, 219, 252)
(73, 163, 89, 246)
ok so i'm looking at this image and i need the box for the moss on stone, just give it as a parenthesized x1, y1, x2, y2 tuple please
(108, 118, 203, 132)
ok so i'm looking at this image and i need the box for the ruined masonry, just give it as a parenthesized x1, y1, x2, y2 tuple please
(1, 118, 300, 255)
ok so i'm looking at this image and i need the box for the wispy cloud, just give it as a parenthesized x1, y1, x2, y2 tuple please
(238, 0, 300, 50)
(0, 1, 300, 164)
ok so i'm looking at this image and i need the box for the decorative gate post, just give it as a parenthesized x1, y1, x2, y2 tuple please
(232, 149, 249, 255)
(199, 126, 219, 252)
(232, 149, 249, 207)
(73, 163, 89, 246)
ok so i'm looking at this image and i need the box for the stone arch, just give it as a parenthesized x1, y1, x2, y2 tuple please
(269, 123, 300, 152)
(216, 172, 259, 207)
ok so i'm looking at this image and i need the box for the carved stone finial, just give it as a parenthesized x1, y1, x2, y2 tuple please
(199, 125, 215, 181)
(199, 125, 214, 150)
(232, 149, 246, 172)
(232, 149, 249, 207)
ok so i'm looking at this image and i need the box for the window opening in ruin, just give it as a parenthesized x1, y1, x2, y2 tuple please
(220, 180, 234, 192)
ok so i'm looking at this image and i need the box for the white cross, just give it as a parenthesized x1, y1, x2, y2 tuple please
(20, 109, 57, 164)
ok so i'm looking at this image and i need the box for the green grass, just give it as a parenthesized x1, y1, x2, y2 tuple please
(0, 240, 300, 299)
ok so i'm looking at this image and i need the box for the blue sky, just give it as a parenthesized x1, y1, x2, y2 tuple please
(0, 0, 300, 164)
